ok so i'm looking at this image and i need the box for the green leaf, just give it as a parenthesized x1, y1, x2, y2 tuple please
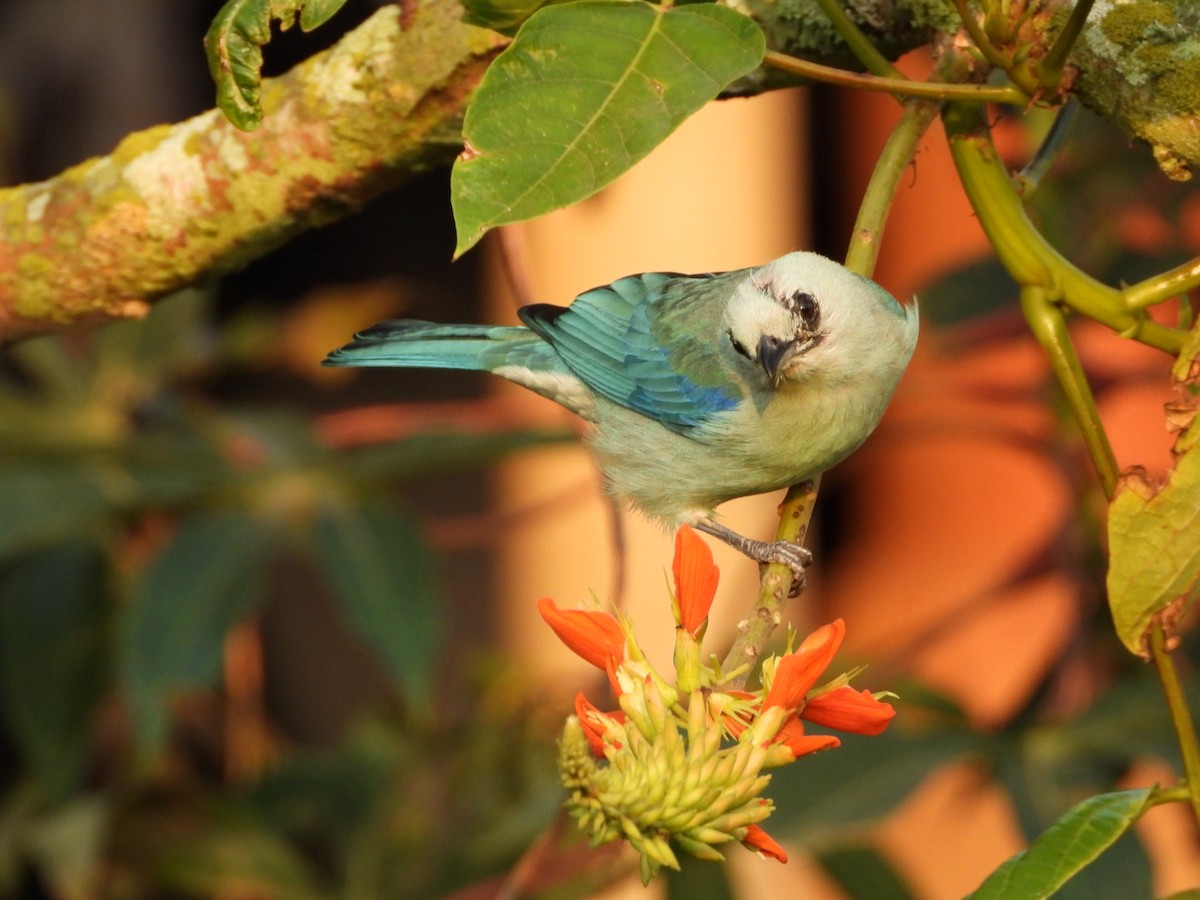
(991, 744, 1154, 900)
(119, 512, 277, 750)
(815, 844, 915, 900)
(311, 502, 441, 700)
(966, 788, 1153, 900)
(461, 0, 555, 35)
(0, 541, 108, 797)
(93, 288, 211, 390)
(155, 809, 323, 900)
(451, 0, 765, 256)
(1106, 431, 1200, 655)
(205, 0, 350, 131)
(0, 463, 118, 561)
(298, 0, 349, 30)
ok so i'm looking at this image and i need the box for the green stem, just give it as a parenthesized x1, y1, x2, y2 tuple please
(943, 101, 1185, 355)
(1037, 0, 1095, 89)
(1150, 620, 1200, 829)
(1020, 285, 1119, 498)
(721, 478, 820, 681)
(846, 99, 941, 274)
(1124, 255, 1200, 310)
(811, 0, 901, 79)
(1015, 100, 1079, 198)
(763, 51, 1026, 105)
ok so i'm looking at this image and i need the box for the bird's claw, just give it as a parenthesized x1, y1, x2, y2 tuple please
(691, 518, 813, 595)
(755, 540, 812, 596)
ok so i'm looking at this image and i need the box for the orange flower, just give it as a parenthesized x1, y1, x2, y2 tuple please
(672, 525, 718, 635)
(574, 692, 625, 756)
(762, 619, 846, 713)
(774, 717, 841, 757)
(741, 824, 788, 863)
(537, 597, 625, 671)
(803, 686, 896, 736)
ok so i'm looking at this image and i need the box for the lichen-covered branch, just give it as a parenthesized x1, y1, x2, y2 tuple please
(0, 1, 503, 343)
(1071, 0, 1200, 181)
(747, 0, 1199, 179)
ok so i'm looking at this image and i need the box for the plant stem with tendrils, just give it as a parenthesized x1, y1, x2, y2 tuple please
(1037, 0, 1095, 89)
(763, 52, 1026, 105)
(1020, 285, 1119, 497)
(1124, 256, 1200, 311)
(943, 100, 1185, 354)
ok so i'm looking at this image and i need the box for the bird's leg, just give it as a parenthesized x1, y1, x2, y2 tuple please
(692, 518, 812, 594)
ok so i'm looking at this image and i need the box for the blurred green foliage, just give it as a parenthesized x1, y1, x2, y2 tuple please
(0, 288, 577, 897)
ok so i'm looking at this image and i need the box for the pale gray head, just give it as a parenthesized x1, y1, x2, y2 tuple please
(720, 251, 918, 389)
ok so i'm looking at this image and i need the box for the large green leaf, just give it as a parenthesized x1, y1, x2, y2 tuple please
(0, 541, 108, 797)
(966, 788, 1153, 900)
(119, 512, 278, 750)
(451, 0, 765, 256)
(205, 0, 351, 130)
(1107, 428, 1200, 655)
(311, 501, 440, 700)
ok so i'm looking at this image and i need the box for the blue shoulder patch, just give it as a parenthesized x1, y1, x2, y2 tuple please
(519, 273, 739, 433)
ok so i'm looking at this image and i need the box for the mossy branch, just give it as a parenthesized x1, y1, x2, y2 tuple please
(0, 2, 503, 344)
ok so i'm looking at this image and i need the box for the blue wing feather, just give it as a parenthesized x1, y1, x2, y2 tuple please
(519, 271, 741, 433)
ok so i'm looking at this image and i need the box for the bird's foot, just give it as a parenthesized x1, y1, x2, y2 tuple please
(691, 519, 812, 595)
(750, 539, 812, 597)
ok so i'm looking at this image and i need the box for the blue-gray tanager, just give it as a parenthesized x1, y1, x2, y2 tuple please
(324, 252, 918, 575)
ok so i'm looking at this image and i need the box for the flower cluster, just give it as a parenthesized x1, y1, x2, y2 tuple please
(539, 526, 895, 883)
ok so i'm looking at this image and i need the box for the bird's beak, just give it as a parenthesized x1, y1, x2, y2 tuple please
(759, 333, 823, 387)
(759, 334, 800, 387)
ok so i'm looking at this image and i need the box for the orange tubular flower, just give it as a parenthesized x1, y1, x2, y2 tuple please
(741, 824, 789, 863)
(672, 525, 719, 636)
(775, 717, 841, 757)
(537, 597, 625, 671)
(574, 692, 625, 756)
(762, 619, 846, 713)
(803, 685, 896, 736)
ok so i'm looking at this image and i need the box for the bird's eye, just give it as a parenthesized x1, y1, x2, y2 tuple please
(728, 330, 752, 359)
(790, 291, 820, 329)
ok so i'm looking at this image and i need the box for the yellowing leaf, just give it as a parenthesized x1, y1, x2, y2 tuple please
(1107, 434, 1200, 656)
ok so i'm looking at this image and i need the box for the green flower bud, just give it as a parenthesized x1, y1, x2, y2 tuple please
(558, 684, 779, 884)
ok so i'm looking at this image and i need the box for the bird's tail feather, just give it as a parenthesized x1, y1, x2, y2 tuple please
(322, 320, 542, 371)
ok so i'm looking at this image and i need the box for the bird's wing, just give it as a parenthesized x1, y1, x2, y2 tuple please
(518, 271, 743, 432)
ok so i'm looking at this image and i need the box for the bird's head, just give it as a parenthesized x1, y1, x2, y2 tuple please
(721, 251, 918, 389)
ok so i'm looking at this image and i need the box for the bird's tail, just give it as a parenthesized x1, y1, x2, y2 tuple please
(323, 320, 546, 371)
